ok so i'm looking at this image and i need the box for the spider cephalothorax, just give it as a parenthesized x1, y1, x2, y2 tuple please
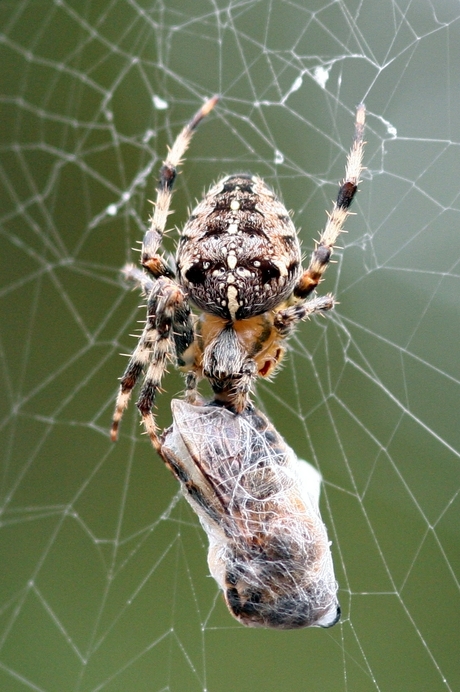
(111, 96, 365, 450)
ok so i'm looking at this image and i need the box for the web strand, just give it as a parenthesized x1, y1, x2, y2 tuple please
(0, 2, 459, 691)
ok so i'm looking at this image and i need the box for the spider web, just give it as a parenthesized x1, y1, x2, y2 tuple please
(1, 1, 459, 690)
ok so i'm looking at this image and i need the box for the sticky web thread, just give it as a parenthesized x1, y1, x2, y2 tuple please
(1, 1, 459, 691)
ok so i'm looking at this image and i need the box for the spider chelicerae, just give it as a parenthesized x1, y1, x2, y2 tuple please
(111, 96, 365, 451)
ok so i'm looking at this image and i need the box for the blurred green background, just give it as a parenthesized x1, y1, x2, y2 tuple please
(1, 1, 459, 690)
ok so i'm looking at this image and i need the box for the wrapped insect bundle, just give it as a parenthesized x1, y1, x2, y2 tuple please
(160, 400, 340, 630)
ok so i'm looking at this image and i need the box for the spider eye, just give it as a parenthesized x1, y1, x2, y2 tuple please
(184, 262, 207, 285)
(259, 260, 280, 284)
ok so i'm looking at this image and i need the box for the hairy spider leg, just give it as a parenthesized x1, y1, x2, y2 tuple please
(111, 276, 194, 447)
(141, 95, 219, 278)
(273, 105, 365, 335)
(294, 104, 365, 300)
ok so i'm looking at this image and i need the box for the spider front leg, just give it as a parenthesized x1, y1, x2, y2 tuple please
(111, 276, 194, 451)
(295, 104, 365, 301)
(273, 105, 365, 339)
(141, 95, 219, 278)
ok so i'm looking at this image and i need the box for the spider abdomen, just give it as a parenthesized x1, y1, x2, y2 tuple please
(177, 174, 301, 320)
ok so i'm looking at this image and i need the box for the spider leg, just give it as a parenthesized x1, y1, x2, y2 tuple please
(294, 105, 365, 300)
(122, 263, 155, 295)
(273, 295, 335, 338)
(185, 371, 200, 404)
(111, 277, 194, 449)
(232, 359, 258, 412)
(142, 95, 219, 277)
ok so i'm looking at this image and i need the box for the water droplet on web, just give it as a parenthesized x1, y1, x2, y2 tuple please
(153, 95, 169, 110)
(313, 66, 331, 89)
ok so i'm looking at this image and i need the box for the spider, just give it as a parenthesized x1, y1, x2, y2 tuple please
(160, 397, 340, 629)
(111, 96, 365, 450)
